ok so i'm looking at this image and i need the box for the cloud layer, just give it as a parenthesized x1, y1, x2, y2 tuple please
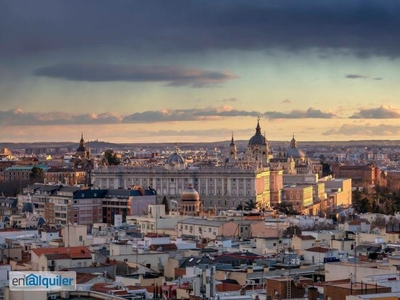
(2, 1, 400, 58)
(350, 106, 400, 119)
(324, 124, 400, 136)
(34, 64, 239, 87)
(4, 106, 400, 127)
(345, 74, 368, 79)
(265, 108, 336, 119)
(0, 106, 337, 126)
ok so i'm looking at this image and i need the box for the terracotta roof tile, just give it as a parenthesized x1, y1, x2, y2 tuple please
(296, 235, 316, 240)
(304, 246, 331, 253)
(148, 244, 177, 251)
(76, 273, 101, 284)
(31, 246, 91, 259)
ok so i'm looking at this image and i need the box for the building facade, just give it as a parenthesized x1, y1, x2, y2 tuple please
(92, 120, 281, 211)
(18, 184, 156, 226)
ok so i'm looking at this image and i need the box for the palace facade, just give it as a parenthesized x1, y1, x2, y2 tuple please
(92, 120, 283, 211)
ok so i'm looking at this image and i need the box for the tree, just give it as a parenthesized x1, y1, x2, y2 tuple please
(321, 162, 332, 177)
(162, 196, 170, 214)
(385, 200, 395, 216)
(236, 199, 257, 211)
(372, 215, 387, 227)
(352, 188, 363, 203)
(274, 203, 299, 215)
(236, 203, 244, 211)
(104, 149, 121, 166)
(282, 225, 302, 237)
(29, 166, 45, 184)
(0, 180, 28, 196)
(353, 197, 372, 214)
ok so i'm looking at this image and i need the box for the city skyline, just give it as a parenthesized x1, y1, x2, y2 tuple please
(2, 1, 400, 143)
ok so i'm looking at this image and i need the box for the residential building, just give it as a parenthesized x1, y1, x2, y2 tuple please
(177, 217, 238, 239)
(46, 167, 86, 185)
(291, 235, 316, 255)
(322, 177, 352, 207)
(4, 164, 48, 182)
(30, 246, 92, 271)
(281, 185, 313, 212)
(102, 188, 156, 224)
(126, 204, 185, 236)
(331, 163, 375, 188)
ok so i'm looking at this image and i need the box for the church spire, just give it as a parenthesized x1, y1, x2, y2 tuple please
(80, 132, 85, 144)
(174, 143, 179, 154)
(255, 117, 261, 134)
(230, 132, 235, 146)
(229, 132, 238, 161)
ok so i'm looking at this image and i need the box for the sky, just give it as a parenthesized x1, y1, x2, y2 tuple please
(2, 1, 400, 143)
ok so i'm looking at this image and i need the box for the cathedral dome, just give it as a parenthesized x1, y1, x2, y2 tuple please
(249, 134, 267, 146)
(22, 202, 35, 213)
(286, 147, 305, 159)
(76, 133, 87, 152)
(166, 152, 185, 165)
(248, 119, 267, 146)
(181, 184, 200, 201)
(22, 193, 35, 214)
(287, 135, 305, 158)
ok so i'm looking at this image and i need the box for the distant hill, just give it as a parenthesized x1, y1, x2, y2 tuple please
(1, 139, 399, 150)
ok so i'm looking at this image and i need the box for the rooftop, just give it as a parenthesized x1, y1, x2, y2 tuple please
(31, 246, 92, 259)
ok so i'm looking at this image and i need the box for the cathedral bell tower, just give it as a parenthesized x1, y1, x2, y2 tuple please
(229, 132, 238, 162)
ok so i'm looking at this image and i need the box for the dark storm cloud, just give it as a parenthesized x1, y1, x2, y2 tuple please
(33, 64, 238, 87)
(324, 124, 400, 136)
(345, 74, 368, 79)
(350, 106, 400, 119)
(265, 108, 336, 119)
(2, 1, 400, 58)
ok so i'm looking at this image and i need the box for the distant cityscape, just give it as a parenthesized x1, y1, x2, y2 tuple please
(1, 120, 400, 299)
(4, 0, 400, 299)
